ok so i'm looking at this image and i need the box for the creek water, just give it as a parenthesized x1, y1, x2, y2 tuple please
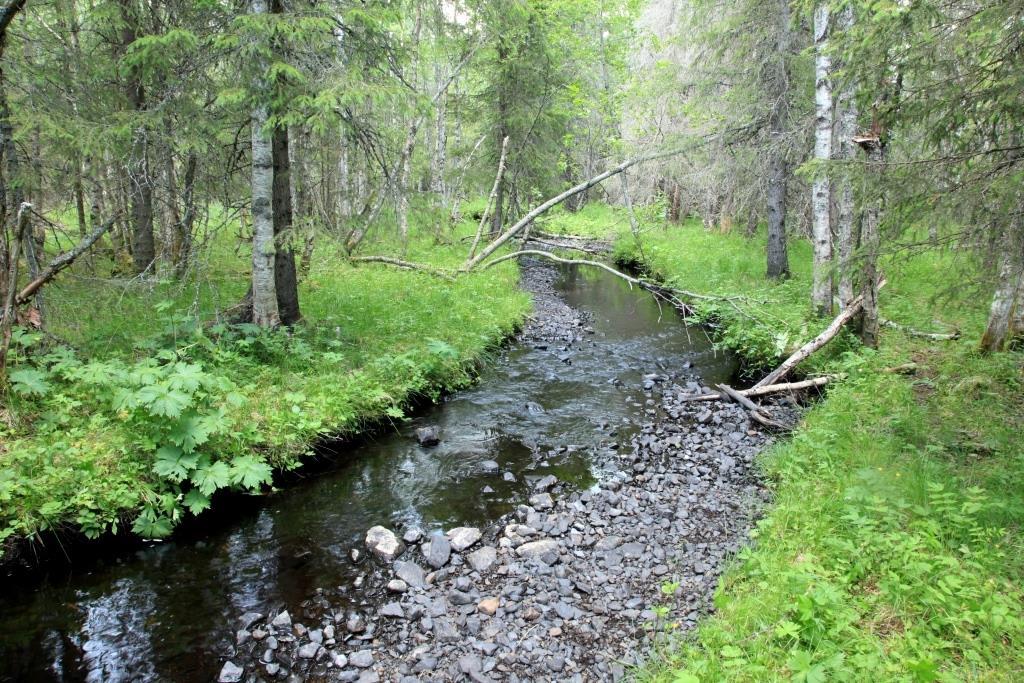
(0, 263, 736, 682)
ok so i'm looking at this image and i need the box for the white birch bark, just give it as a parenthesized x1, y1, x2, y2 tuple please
(811, 4, 834, 316)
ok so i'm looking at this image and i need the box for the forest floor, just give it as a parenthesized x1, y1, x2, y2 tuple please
(0, 212, 529, 561)
(542, 204, 1024, 682)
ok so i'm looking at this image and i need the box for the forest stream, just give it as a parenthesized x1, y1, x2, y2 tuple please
(0, 257, 784, 682)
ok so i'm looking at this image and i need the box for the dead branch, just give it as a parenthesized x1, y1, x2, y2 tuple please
(524, 236, 608, 255)
(881, 319, 960, 340)
(715, 383, 788, 430)
(348, 255, 455, 281)
(15, 214, 118, 306)
(679, 376, 832, 402)
(752, 279, 886, 390)
(466, 136, 509, 263)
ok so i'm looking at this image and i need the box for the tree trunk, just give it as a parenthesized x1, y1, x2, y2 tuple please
(811, 4, 834, 315)
(174, 153, 197, 279)
(272, 124, 300, 325)
(249, 0, 279, 328)
(980, 218, 1024, 353)
(118, 0, 155, 274)
(835, 5, 858, 311)
(858, 139, 884, 348)
(765, 0, 791, 280)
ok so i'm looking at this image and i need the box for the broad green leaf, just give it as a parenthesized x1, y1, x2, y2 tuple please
(9, 368, 51, 396)
(183, 490, 211, 515)
(190, 459, 231, 496)
(229, 455, 272, 491)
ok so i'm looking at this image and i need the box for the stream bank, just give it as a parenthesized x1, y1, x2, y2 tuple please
(218, 254, 799, 682)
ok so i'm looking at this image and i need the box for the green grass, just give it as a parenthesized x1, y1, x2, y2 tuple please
(550, 209, 1024, 681)
(0, 206, 530, 549)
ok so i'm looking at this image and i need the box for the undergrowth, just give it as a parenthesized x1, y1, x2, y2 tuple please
(0, 207, 529, 552)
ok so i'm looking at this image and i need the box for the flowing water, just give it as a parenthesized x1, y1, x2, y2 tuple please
(0, 264, 736, 682)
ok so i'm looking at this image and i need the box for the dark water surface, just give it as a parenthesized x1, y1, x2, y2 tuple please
(0, 265, 736, 682)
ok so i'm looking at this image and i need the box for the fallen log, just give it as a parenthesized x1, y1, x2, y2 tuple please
(715, 383, 788, 430)
(752, 280, 885, 390)
(881, 319, 960, 340)
(679, 376, 832, 402)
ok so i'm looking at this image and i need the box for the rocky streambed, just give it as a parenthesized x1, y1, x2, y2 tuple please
(219, 255, 799, 683)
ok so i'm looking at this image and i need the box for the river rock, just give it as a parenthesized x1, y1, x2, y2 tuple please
(466, 546, 497, 572)
(380, 602, 405, 618)
(218, 661, 243, 683)
(387, 579, 408, 593)
(402, 527, 424, 544)
(480, 460, 500, 473)
(533, 474, 558, 491)
(298, 642, 320, 659)
(424, 535, 451, 568)
(515, 538, 560, 564)
(238, 611, 263, 631)
(365, 526, 404, 562)
(416, 426, 440, 446)
(349, 650, 374, 668)
(529, 492, 554, 510)
(271, 611, 291, 628)
(394, 560, 427, 588)
(447, 526, 482, 551)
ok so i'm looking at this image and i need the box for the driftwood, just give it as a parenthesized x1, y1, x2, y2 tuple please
(715, 383, 788, 430)
(679, 376, 832, 402)
(752, 281, 885, 390)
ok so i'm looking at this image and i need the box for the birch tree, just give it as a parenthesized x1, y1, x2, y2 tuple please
(810, 4, 833, 314)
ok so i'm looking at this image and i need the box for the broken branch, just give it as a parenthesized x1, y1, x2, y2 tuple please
(715, 383, 788, 430)
(679, 376, 832, 402)
(15, 214, 118, 306)
(752, 280, 886, 390)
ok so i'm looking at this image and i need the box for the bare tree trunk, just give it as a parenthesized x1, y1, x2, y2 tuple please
(174, 152, 197, 279)
(835, 5, 858, 311)
(980, 212, 1024, 353)
(766, 154, 789, 279)
(117, 1, 155, 274)
(272, 124, 300, 325)
(0, 203, 28, 377)
(249, 0, 278, 328)
(811, 4, 834, 315)
(765, 0, 791, 280)
(858, 139, 884, 348)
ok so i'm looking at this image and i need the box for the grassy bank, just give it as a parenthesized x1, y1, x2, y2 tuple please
(0, 212, 529, 553)
(555, 206, 1024, 681)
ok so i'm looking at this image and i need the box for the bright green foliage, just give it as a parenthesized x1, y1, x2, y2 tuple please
(0, 215, 529, 550)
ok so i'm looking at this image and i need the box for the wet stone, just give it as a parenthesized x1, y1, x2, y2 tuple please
(365, 526, 405, 562)
(218, 661, 244, 683)
(424, 535, 452, 569)
(447, 527, 482, 552)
